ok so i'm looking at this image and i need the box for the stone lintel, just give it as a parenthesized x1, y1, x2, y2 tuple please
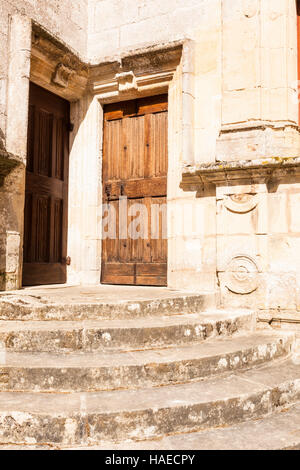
(182, 157, 300, 187)
(90, 43, 183, 101)
(31, 23, 89, 101)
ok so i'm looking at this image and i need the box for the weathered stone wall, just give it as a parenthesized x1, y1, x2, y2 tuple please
(87, 0, 219, 62)
(216, 177, 300, 315)
(0, 0, 88, 147)
(0, 0, 300, 322)
(0, 1, 88, 289)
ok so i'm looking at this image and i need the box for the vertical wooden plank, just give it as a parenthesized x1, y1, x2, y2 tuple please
(26, 104, 35, 172)
(23, 193, 32, 263)
(38, 110, 53, 177)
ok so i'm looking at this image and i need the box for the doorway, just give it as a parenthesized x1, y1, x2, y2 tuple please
(23, 83, 70, 286)
(101, 94, 168, 286)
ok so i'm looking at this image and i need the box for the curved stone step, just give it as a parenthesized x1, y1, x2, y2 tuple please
(0, 310, 255, 353)
(68, 403, 300, 450)
(0, 332, 294, 392)
(0, 290, 215, 321)
(0, 359, 299, 445)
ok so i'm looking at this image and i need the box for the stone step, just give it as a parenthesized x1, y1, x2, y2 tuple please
(0, 310, 255, 353)
(66, 403, 300, 450)
(0, 359, 299, 445)
(0, 291, 215, 321)
(0, 332, 294, 392)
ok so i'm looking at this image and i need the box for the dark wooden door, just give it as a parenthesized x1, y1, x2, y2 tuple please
(102, 95, 168, 286)
(23, 83, 70, 286)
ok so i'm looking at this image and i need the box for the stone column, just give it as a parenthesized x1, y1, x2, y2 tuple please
(67, 94, 102, 285)
(6, 14, 31, 161)
(0, 14, 31, 291)
(218, 0, 300, 161)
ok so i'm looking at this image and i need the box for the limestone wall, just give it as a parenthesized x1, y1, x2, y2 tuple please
(0, 1, 88, 289)
(87, 0, 220, 62)
(1, 0, 300, 320)
(0, 0, 88, 149)
(215, 177, 300, 318)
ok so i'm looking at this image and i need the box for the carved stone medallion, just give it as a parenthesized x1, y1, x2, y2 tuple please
(224, 194, 258, 214)
(225, 254, 259, 294)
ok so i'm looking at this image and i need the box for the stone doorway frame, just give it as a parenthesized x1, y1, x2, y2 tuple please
(89, 47, 182, 287)
(3, 14, 197, 290)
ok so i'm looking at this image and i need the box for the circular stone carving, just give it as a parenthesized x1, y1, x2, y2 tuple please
(225, 255, 259, 295)
(224, 194, 258, 214)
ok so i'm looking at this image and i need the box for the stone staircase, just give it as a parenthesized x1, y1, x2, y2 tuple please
(0, 290, 299, 449)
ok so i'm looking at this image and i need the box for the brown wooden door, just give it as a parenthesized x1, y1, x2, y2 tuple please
(102, 95, 168, 286)
(23, 83, 70, 286)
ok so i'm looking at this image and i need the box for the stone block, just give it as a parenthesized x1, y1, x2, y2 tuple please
(265, 272, 297, 310)
(289, 192, 300, 233)
(217, 234, 268, 273)
(268, 192, 289, 234)
(0, 231, 20, 291)
(88, 29, 120, 61)
(222, 89, 261, 126)
(268, 235, 300, 273)
(93, 0, 139, 32)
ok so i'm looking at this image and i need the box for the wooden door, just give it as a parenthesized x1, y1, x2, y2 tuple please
(102, 95, 168, 286)
(23, 83, 70, 286)
(298, 1, 300, 123)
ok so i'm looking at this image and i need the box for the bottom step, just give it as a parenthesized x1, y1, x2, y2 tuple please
(0, 359, 299, 446)
(67, 403, 300, 451)
(1, 404, 300, 450)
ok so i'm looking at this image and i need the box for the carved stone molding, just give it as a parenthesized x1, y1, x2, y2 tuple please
(52, 63, 75, 88)
(115, 71, 137, 94)
(224, 254, 260, 295)
(31, 25, 89, 100)
(92, 69, 176, 102)
(89, 42, 182, 102)
(182, 156, 300, 188)
(223, 194, 259, 214)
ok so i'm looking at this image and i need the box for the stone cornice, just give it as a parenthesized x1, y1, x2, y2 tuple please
(90, 44, 182, 102)
(30, 24, 183, 103)
(182, 157, 300, 186)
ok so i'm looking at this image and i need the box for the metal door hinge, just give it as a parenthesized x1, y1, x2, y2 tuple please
(63, 256, 71, 266)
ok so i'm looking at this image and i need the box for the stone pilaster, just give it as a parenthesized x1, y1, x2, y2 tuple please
(0, 231, 21, 291)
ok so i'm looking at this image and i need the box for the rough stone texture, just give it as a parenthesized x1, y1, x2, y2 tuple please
(0, 285, 217, 320)
(87, 0, 220, 63)
(62, 403, 300, 450)
(0, 312, 255, 352)
(0, 331, 293, 392)
(0, 1, 300, 320)
(0, 359, 298, 445)
(0, 286, 296, 447)
(0, 0, 300, 449)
